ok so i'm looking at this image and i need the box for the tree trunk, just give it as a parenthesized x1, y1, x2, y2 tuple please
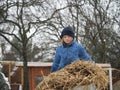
(22, 47, 29, 90)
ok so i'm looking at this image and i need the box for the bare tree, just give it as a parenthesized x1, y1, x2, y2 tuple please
(0, 1, 120, 90)
(0, 0, 65, 89)
(55, 0, 120, 67)
(74, 0, 120, 65)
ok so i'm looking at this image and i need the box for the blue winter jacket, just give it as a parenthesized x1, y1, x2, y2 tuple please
(51, 40, 92, 72)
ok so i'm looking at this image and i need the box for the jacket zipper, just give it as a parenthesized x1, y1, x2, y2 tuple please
(66, 46, 69, 64)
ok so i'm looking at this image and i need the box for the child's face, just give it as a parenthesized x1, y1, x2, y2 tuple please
(62, 35, 73, 45)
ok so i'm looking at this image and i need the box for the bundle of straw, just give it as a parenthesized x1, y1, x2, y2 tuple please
(36, 61, 109, 90)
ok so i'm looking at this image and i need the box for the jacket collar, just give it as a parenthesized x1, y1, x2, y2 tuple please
(62, 40, 75, 48)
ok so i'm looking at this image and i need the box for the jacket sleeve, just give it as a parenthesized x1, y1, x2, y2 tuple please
(78, 44, 92, 61)
(50, 47, 61, 72)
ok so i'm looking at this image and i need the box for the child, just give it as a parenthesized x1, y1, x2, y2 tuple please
(51, 26, 92, 72)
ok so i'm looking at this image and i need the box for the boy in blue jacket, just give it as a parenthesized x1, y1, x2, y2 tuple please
(51, 26, 92, 72)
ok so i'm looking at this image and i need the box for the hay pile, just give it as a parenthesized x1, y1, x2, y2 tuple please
(36, 61, 109, 90)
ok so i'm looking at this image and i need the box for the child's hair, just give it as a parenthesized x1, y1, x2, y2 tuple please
(59, 38, 63, 44)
